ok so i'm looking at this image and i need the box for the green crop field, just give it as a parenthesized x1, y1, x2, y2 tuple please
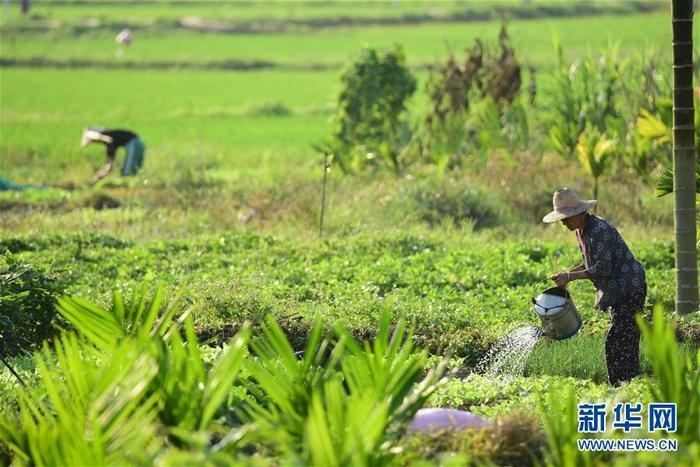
(1, 13, 678, 68)
(2, 14, 678, 96)
(1, 0, 699, 465)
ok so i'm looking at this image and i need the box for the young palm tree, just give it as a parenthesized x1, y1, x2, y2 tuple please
(575, 130, 616, 202)
(671, 0, 698, 314)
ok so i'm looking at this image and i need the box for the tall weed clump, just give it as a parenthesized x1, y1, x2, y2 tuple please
(419, 23, 527, 171)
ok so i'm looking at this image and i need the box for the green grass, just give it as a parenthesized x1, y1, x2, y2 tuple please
(0, 11, 683, 190)
(1, 0, 665, 25)
(1, 2, 698, 464)
(0, 231, 682, 363)
(524, 334, 700, 383)
(0, 68, 339, 181)
(430, 373, 649, 418)
(1, 0, 500, 23)
(1, 12, 677, 70)
(0, 68, 338, 115)
(0, 10, 682, 204)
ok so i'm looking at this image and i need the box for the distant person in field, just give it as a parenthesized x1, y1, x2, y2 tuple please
(115, 28, 133, 46)
(543, 187, 646, 386)
(115, 28, 133, 57)
(81, 127, 145, 184)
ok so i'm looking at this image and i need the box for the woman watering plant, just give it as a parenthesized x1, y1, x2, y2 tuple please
(543, 188, 647, 386)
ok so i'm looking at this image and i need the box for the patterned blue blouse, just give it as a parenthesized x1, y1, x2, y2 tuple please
(578, 214, 646, 310)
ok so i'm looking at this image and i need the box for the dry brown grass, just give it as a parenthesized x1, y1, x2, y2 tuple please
(402, 410, 545, 465)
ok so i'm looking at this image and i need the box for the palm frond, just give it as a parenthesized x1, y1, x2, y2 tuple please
(0, 334, 162, 465)
(638, 306, 700, 443)
(56, 285, 188, 351)
(575, 131, 616, 180)
(655, 165, 700, 197)
(240, 311, 446, 465)
(637, 108, 671, 143)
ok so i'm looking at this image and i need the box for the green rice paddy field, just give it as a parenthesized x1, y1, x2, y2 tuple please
(1, 13, 676, 67)
(1, 1, 699, 465)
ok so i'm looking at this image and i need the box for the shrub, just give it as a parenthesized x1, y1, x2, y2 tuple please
(326, 44, 417, 174)
(243, 101, 293, 117)
(408, 178, 516, 229)
(0, 256, 66, 356)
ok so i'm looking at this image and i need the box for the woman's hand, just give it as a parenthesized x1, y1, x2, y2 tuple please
(550, 271, 571, 288)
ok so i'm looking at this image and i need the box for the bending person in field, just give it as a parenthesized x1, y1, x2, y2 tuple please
(81, 127, 145, 184)
(543, 187, 646, 387)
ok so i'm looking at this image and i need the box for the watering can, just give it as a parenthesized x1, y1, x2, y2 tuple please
(531, 280, 582, 340)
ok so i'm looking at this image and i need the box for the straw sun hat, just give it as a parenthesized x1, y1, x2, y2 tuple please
(542, 187, 597, 223)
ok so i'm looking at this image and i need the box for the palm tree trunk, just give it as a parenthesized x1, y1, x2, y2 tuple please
(671, 0, 698, 314)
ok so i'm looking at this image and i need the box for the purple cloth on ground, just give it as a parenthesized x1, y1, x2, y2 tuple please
(409, 408, 491, 433)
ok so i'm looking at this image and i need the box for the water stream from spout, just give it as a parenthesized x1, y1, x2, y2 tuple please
(476, 325, 543, 377)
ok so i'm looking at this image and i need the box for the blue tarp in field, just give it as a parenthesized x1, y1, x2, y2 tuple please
(0, 177, 46, 191)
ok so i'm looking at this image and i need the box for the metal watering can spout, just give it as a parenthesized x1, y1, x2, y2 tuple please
(531, 279, 582, 340)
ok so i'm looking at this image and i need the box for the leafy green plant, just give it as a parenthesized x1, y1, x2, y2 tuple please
(464, 94, 531, 158)
(625, 107, 672, 184)
(336, 312, 446, 432)
(55, 287, 250, 436)
(628, 90, 699, 193)
(655, 166, 700, 198)
(0, 256, 66, 356)
(302, 377, 394, 466)
(237, 311, 446, 465)
(55, 284, 186, 351)
(235, 315, 348, 459)
(150, 317, 250, 436)
(638, 306, 700, 444)
(545, 43, 623, 160)
(575, 129, 617, 201)
(0, 334, 162, 466)
(537, 385, 600, 467)
(636, 108, 671, 145)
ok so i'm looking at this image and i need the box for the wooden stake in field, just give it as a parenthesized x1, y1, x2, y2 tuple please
(319, 151, 329, 238)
